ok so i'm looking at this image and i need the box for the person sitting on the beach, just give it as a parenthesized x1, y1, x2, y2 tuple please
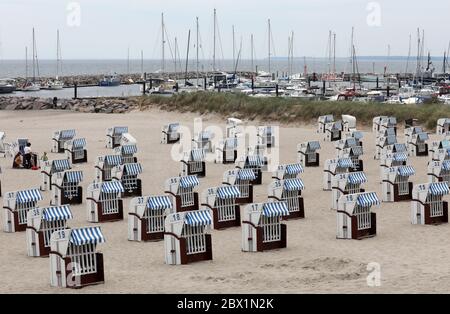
(23, 143, 33, 169)
(13, 152, 23, 168)
(41, 152, 48, 162)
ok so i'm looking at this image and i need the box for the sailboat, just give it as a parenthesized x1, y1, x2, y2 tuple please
(22, 28, 41, 91)
(46, 30, 64, 90)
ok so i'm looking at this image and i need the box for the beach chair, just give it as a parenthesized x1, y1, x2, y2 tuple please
(378, 117, 397, 137)
(201, 186, 241, 230)
(114, 144, 138, 164)
(437, 118, 450, 135)
(235, 155, 264, 185)
(181, 148, 206, 177)
(272, 163, 304, 180)
(242, 201, 289, 252)
(382, 166, 415, 202)
(257, 126, 275, 148)
(51, 171, 84, 206)
(331, 172, 367, 210)
(106, 126, 128, 149)
(215, 138, 238, 164)
(161, 123, 181, 144)
(428, 160, 450, 186)
(407, 131, 429, 157)
(297, 141, 321, 167)
(226, 118, 243, 138)
(373, 116, 388, 133)
(0, 132, 7, 157)
(380, 153, 408, 178)
(51, 129, 76, 153)
(49, 227, 106, 288)
(337, 192, 379, 240)
(86, 181, 124, 223)
(374, 134, 398, 160)
(128, 195, 173, 242)
(26, 205, 73, 257)
(95, 155, 123, 182)
(2, 188, 43, 232)
(222, 168, 256, 205)
(341, 146, 364, 172)
(429, 139, 450, 161)
(345, 130, 364, 147)
(165, 175, 200, 212)
(324, 121, 343, 142)
(318, 115, 334, 133)
(64, 138, 87, 164)
(112, 163, 143, 197)
(411, 182, 449, 225)
(41, 159, 72, 191)
(268, 178, 305, 219)
(164, 210, 213, 265)
(323, 158, 354, 191)
(192, 131, 213, 153)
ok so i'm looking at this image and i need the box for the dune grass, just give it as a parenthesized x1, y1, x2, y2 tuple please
(137, 92, 447, 130)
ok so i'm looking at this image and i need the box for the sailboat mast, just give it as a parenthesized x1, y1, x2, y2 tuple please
(127, 47, 130, 75)
(251, 34, 254, 74)
(161, 13, 165, 74)
(196, 17, 199, 86)
(174, 37, 178, 79)
(405, 34, 411, 76)
(185, 29, 191, 85)
(328, 30, 332, 75)
(268, 19, 271, 73)
(232, 25, 235, 71)
(25, 46, 28, 79)
(350, 27, 355, 86)
(213, 8, 216, 71)
(32, 28, 36, 82)
(141, 50, 144, 78)
(333, 33, 336, 74)
(56, 29, 60, 78)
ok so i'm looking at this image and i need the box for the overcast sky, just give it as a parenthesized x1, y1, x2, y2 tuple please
(0, 0, 448, 60)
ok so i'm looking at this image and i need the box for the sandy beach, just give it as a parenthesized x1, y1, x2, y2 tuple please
(0, 109, 449, 294)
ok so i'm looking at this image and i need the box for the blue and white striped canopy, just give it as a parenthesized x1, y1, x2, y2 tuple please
(72, 138, 86, 149)
(121, 144, 137, 155)
(332, 121, 342, 130)
(225, 138, 238, 149)
(52, 159, 71, 172)
(147, 195, 173, 210)
(59, 129, 76, 140)
(356, 192, 380, 207)
(350, 146, 364, 156)
(345, 137, 357, 147)
(217, 186, 241, 199)
(101, 181, 124, 193)
(105, 155, 123, 166)
(42, 205, 73, 222)
(442, 160, 450, 171)
(64, 171, 83, 183)
(185, 210, 212, 226)
(337, 158, 354, 168)
(263, 126, 273, 135)
(180, 175, 200, 188)
(308, 141, 321, 151)
(246, 155, 264, 166)
(429, 182, 450, 196)
(114, 126, 128, 135)
(169, 123, 180, 132)
(392, 153, 408, 162)
(393, 143, 407, 152)
(70, 227, 105, 246)
(124, 163, 143, 176)
(237, 169, 257, 181)
(285, 163, 304, 175)
(352, 131, 363, 140)
(262, 202, 290, 217)
(441, 140, 450, 149)
(385, 135, 397, 146)
(200, 131, 212, 140)
(386, 128, 396, 137)
(397, 166, 415, 177)
(417, 132, 429, 141)
(284, 178, 305, 191)
(348, 172, 368, 185)
(16, 189, 43, 204)
(190, 149, 205, 162)
(412, 126, 423, 134)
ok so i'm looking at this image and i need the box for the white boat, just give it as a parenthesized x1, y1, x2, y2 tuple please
(438, 95, 450, 104)
(22, 80, 41, 91)
(46, 78, 64, 90)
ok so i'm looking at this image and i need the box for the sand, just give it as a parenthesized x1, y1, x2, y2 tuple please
(0, 109, 449, 294)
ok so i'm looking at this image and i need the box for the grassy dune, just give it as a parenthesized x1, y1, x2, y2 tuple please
(137, 92, 446, 130)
